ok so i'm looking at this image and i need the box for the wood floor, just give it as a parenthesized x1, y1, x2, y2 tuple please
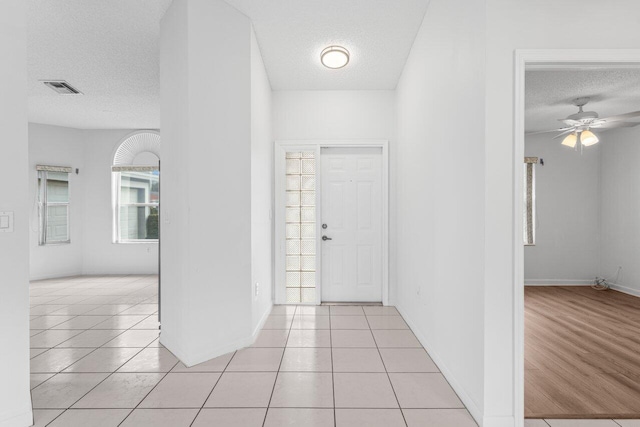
(525, 286, 640, 419)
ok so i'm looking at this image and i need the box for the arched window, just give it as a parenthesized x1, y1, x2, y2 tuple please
(112, 131, 160, 243)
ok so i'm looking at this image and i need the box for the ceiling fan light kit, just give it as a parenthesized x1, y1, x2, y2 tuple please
(580, 129, 599, 147)
(561, 132, 578, 148)
(527, 97, 640, 150)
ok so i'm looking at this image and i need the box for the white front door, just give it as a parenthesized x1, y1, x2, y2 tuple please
(321, 147, 383, 302)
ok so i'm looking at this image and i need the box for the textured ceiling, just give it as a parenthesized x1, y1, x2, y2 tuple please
(28, 0, 429, 129)
(221, 0, 430, 90)
(526, 68, 640, 133)
(28, 0, 172, 129)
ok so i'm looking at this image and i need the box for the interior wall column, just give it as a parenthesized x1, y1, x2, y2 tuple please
(159, 0, 253, 365)
(0, 1, 32, 426)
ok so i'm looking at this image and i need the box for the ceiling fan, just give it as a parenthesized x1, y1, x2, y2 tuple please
(528, 97, 640, 148)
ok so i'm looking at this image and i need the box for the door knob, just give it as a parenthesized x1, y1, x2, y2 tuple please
(322, 235, 332, 241)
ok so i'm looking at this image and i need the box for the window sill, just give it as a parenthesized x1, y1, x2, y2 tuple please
(113, 240, 159, 245)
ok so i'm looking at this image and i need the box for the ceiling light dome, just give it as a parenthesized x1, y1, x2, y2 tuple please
(580, 129, 599, 146)
(321, 46, 350, 69)
(561, 132, 578, 148)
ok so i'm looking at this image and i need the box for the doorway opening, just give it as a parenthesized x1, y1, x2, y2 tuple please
(275, 141, 389, 306)
(514, 50, 640, 425)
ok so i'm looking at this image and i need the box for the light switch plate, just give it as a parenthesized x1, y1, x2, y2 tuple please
(0, 211, 14, 233)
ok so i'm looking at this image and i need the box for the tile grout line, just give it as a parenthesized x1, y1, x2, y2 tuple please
(110, 310, 169, 426)
(394, 310, 478, 425)
(330, 306, 336, 427)
(43, 351, 158, 425)
(35, 295, 160, 426)
(185, 350, 237, 427)
(363, 307, 409, 427)
(40, 345, 147, 426)
(35, 405, 478, 410)
(261, 305, 297, 427)
(114, 336, 177, 426)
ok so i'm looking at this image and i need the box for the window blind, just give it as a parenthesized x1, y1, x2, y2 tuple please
(36, 165, 72, 173)
(112, 165, 159, 172)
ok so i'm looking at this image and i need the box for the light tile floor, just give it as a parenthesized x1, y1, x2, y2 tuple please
(30, 275, 631, 427)
(29, 275, 477, 426)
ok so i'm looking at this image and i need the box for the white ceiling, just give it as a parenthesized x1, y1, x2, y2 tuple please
(526, 68, 640, 133)
(224, 0, 430, 90)
(28, 0, 429, 129)
(28, 0, 172, 129)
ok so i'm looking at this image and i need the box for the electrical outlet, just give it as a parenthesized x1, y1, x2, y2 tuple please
(255, 282, 260, 297)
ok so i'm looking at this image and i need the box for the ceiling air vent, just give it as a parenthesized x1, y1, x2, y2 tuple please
(42, 80, 83, 95)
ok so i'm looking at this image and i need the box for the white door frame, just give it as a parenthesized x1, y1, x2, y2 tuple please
(513, 49, 640, 426)
(275, 139, 389, 306)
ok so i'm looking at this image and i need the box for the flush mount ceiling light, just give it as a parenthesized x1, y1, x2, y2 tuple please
(320, 46, 350, 69)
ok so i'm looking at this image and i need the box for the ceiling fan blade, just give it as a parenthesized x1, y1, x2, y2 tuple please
(560, 119, 581, 126)
(598, 111, 640, 122)
(552, 128, 576, 139)
(526, 127, 572, 136)
(592, 121, 640, 129)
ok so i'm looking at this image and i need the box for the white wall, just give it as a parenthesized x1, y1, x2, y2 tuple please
(485, 1, 640, 425)
(28, 124, 158, 280)
(0, 1, 32, 426)
(395, 0, 486, 423)
(524, 135, 600, 284)
(81, 129, 158, 275)
(273, 90, 397, 301)
(160, 0, 254, 366)
(273, 91, 396, 140)
(250, 27, 274, 331)
(159, 0, 189, 364)
(29, 124, 86, 280)
(600, 126, 640, 295)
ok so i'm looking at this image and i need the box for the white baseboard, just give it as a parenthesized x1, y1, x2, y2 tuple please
(0, 406, 32, 427)
(395, 304, 485, 427)
(160, 303, 274, 368)
(524, 279, 593, 286)
(182, 334, 256, 367)
(251, 302, 274, 339)
(82, 269, 157, 277)
(158, 330, 184, 361)
(609, 283, 640, 298)
(29, 271, 82, 282)
(525, 280, 640, 298)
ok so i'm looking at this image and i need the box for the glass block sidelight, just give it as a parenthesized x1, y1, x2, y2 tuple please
(301, 224, 315, 239)
(301, 288, 316, 303)
(286, 224, 301, 239)
(300, 272, 315, 287)
(285, 151, 316, 303)
(286, 272, 301, 287)
(286, 240, 301, 255)
(286, 288, 302, 303)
